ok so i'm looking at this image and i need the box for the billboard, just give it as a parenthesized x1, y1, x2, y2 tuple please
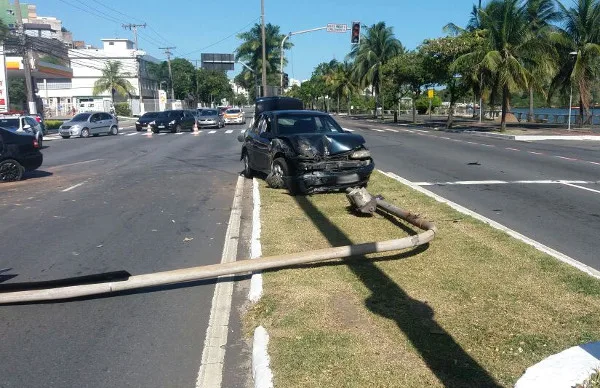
(201, 53, 235, 71)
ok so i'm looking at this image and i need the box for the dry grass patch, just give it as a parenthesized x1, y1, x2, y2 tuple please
(245, 171, 600, 387)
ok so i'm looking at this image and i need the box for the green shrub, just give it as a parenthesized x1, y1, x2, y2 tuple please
(415, 94, 442, 114)
(44, 120, 64, 130)
(114, 102, 132, 117)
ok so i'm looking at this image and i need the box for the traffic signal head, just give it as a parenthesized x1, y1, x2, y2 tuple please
(283, 73, 289, 88)
(351, 21, 360, 44)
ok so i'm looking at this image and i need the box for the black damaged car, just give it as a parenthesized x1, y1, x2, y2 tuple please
(238, 110, 374, 194)
(0, 127, 43, 182)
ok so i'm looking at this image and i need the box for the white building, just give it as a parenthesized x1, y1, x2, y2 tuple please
(230, 79, 249, 101)
(40, 38, 160, 116)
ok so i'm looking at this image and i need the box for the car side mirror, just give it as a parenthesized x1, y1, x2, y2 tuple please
(23, 124, 31, 130)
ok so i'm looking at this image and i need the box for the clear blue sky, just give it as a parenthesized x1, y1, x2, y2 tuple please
(39, 0, 476, 81)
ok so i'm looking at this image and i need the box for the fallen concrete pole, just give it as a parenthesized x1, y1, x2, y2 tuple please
(0, 190, 436, 304)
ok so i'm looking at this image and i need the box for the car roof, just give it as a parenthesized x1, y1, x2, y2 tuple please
(267, 110, 329, 116)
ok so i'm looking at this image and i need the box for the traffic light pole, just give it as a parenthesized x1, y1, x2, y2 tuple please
(280, 26, 328, 89)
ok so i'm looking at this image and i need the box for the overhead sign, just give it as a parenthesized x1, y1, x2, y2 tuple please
(0, 46, 8, 112)
(201, 53, 235, 71)
(327, 23, 348, 33)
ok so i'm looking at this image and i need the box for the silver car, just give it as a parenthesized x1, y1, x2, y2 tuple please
(59, 112, 119, 139)
(197, 109, 225, 129)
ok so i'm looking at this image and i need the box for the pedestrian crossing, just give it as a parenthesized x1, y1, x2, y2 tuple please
(43, 129, 247, 141)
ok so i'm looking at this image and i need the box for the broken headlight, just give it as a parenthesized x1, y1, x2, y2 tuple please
(297, 139, 318, 157)
(350, 149, 371, 159)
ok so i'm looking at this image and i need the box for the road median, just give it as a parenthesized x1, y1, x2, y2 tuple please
(245, 171, 600, 387)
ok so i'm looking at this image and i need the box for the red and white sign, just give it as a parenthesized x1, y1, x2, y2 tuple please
(326, 23, 348, 33)
(0, 46, 8, 113)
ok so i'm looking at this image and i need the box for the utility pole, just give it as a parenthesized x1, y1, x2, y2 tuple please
(160, 47, 176, 101)
(261, 0, 267, 97)
(14, 0, 36, 114)
(123, 23, 146, 113)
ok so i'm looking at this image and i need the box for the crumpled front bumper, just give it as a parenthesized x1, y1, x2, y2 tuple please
(293, 159, 375, 193)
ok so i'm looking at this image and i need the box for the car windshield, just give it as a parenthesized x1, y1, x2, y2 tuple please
(141, 112, 158, 119)
(157, 111, 177, 118)
(0, 118, 20, 128)
(226, 109, 241, 114)
(276, 114, 344, 135)
(71, 113, 91, 122)
(201, 110, 218, 116)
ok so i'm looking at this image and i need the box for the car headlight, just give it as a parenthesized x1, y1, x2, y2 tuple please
(149, 120, 156, 126)
(169, 120, 176, 125)
(135, 121, 140, 124)
(350, 149, 371, 159)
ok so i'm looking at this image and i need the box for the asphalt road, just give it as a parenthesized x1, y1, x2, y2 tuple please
(0, 123, 247, 387)
(337, 117, 600, 270)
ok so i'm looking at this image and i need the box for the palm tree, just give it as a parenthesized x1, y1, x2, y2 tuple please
(327, 62, 356, 114)
(552, 0, 600, 125)
(454, 0, 541, 131)
(348, 22, 404, 116)
(236, 23, 292, 96)
(523, 0, 561, 122)
(93, 61, 134, 105)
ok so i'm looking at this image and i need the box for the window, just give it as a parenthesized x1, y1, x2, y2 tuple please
(109, 42, 114, 45)
(101, 113, 113, 121)
(25, 117, 37, 127)
(72, 113, 91, 122)
(276, 114, 344, 135)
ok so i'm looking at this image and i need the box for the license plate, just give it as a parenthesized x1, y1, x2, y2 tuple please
(158, 125, 165, 128)
(337, 173, 360, 184)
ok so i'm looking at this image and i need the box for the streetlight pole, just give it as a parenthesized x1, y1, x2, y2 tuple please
(568, 51, 578, 131)
(260, 0, 267, 97)
(238, 61, 259, 100)
(279, 26, 328, 90)
(14, 0, 36, 114)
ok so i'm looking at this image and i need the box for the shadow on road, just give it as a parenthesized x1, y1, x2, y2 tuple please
(293, 194, 501, 388)
(22, 170, 53, 180)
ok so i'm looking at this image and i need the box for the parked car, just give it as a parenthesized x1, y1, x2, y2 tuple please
(238, 109, 374, 194)
(0, 126, 43, 182)
(149, 110, 196, 133)
(0, 114, 45, 148)
(135, 111, 159, 131)
(223, 108, 246, 125)
(59, 112, 119, 139)
(197, 109, 225, 128)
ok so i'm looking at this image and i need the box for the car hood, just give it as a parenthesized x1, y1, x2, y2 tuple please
(281, 132, 366, 157)
(199, 116, 219, 120)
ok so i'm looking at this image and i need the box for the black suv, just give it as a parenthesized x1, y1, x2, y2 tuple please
(149, 110, 197, 133)
(0, 127, 43, 182)
(238, 107, 374, 194)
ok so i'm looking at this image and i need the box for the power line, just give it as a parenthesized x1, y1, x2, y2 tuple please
(180, 16, 260, 58)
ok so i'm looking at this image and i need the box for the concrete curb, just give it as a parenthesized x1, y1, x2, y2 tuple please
(248, 178, 263, 302)
(464, 130, 600, 141)
(379, 170, 600, 281)
(515, 342, 600, 388)
(252, 326, 274, 388)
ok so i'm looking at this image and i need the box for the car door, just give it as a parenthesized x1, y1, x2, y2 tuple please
(101, 113, 113, 133)
(89, 113, 103, 134)
(183, 111, 194, 130)
(245, 115, 263, 171)
(254, 115, 273, 172)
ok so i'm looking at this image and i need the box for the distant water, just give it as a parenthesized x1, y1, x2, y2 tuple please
(511, 107, 600, 124)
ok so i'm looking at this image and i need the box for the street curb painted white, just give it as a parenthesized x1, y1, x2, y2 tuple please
(379, 170, 600, 280)
(253, 326, 274, 388)
(195, 176, 244, 388)
(464, 130, 600, 141)
(515, 342, 600, 388)
(249, 178, 263, 302)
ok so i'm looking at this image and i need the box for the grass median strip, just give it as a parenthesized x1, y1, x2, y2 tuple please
(245, 171, 600, 387)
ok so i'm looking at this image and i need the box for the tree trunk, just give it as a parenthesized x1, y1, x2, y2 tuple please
(528, 86, 534, 123)
(412, 94, 417, 124)
(446, 103, 455, 129)
(337, 92, 340, 114)
(501, 84, 509, 132)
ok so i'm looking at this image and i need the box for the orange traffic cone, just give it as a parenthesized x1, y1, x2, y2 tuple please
(193, 121, 198, 132)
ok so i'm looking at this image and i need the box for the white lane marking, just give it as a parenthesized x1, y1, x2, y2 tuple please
(225, 130, 233, 134)
(555, 155, 577, 161)
(371, 128, 385, 132)
(240, 129, 245, 133)
(196, 176, 244, 388)
(414, 180, 597, 186)
(342, 128, 355, 132)
(381, 170, 600, 280)
(528, 151, 543, 155)
(61, 181, 86, 192)
(505, 147, 520, 151)
(52, 159, 104, 169)
(249, 178, 263, 302)
(562, 183, 600, 195)
(158, 133, 167, 136)
(126, 133, 138, 136)
(465, 141, 480, 145)
(384, 128, 399, 133)
(480, 143, 495, 147)
(413, 129, 429, 133)
(589, 161, 600, 166)
(175, 132, 184, 135)
(208, 130, 217, 134)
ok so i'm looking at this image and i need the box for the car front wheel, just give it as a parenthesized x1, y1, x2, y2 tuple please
(0, 159, 24, 182)
(110, 126, 118, 135)
(266, 157, 297, 194)
(243, 152, 253, 178)
(81, 128, 90, 138)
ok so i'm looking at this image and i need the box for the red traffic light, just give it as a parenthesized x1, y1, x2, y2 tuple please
(351, 21, 360, 44)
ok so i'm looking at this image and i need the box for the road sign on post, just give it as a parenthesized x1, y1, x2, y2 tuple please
(327, 23, 348, 33)
(428, 89, 434, 99)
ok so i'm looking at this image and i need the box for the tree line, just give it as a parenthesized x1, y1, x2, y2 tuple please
(278, 0, 600, 130)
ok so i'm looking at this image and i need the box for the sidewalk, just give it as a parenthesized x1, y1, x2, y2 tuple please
(346, 113, 600, 141)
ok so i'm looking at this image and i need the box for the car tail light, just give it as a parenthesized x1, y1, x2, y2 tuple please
(33, 138, 40, 148)
(35, 116, 41, 123)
